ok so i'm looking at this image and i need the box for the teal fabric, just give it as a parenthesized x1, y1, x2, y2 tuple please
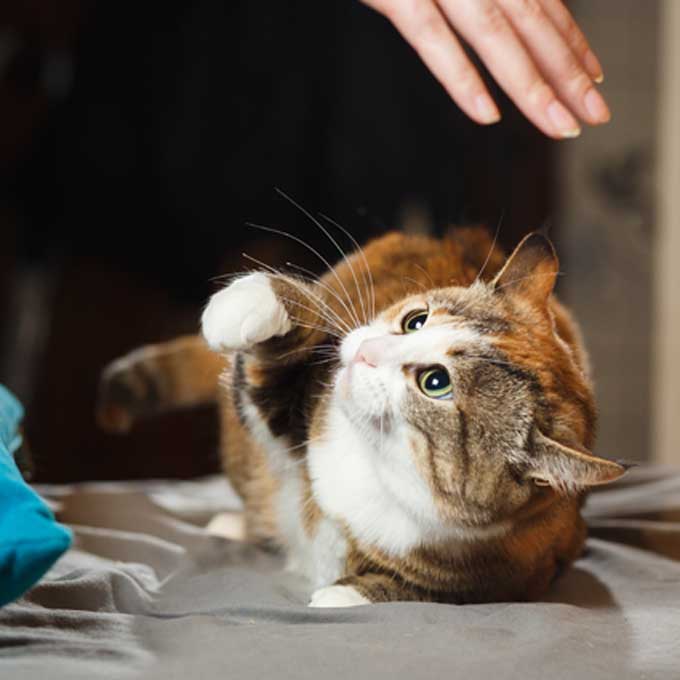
(0, 384, 72, 607)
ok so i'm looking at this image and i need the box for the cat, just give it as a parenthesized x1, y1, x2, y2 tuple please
(97, 227, 628, 607)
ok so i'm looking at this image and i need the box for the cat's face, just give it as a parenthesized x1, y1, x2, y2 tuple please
(328, 234, 624, 529)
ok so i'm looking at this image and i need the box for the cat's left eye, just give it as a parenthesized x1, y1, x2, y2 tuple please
(402, 310, 429, 333)
(417, 367, 453, 400)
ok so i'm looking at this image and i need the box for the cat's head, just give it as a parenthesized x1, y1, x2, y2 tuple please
(330, 233, 627, 527)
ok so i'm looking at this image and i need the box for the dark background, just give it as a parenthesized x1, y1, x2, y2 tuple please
(0, 0, 555, 483)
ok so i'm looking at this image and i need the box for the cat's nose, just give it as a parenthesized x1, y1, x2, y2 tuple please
(353, 338, 385, 367)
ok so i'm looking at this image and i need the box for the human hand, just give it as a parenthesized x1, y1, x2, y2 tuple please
(362, 0, 610, 139)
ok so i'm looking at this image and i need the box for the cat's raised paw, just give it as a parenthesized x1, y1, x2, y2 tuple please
(308, 585, 371, 608)
(201, 273, 292, 351)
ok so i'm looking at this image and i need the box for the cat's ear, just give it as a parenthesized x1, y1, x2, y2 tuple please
(525, 430, 630, 492)
(492, 233, 558, 305)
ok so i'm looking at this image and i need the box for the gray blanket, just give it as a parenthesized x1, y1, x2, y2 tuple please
(1, 468, 679, 679)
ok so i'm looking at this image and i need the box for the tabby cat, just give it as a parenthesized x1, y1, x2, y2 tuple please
(98, 227, 627, 607)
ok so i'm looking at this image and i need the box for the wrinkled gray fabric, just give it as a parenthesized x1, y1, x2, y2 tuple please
(1, 469, 679, 679)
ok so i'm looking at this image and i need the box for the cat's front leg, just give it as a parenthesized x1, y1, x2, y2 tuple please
(309, 585, 371, 608)
(309, 574, 419, 608)
(201, 271, 330, 356)
(202, 272, 293, 352)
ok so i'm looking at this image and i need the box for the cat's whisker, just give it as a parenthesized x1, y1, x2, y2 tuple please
(411, 262, 436, 290)
(275, 292, 341, 328)
(275, 436, 326, 459)
(274, 188, 368, 326)
(209, 272, 240, 285)
(292, 316, 347, 340)
(474, 211, 505, 285)
(239, 255, 337, 331)
(241, 253, 352, 336)
(314, 379, 336, 389)
(276, 343, 338, 360)
(276, 345, 339, 366)
(245, 222, 362, 329)
(319, 212, 376, 323)
(317, 213, 375, 321)
(401, 275, 427, 292)
(288, 317, 345, 340)
(460, 354, 515, 369)
(493, 270, 564, 294)
(284, 262, 360, 334)
(300, 489, 324, 514)
(277, 294, 351, 337)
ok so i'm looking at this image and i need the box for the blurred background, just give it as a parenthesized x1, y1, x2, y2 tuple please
(0, 1, 676, 482)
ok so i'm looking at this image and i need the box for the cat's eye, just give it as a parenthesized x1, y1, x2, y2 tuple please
(417, 367, 453, 400)
(402, 310, 429, 333)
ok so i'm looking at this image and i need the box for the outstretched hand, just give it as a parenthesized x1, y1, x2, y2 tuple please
(362, 0, 610, 138)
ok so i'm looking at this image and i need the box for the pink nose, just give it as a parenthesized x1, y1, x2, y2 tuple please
(353, 338, 384, 367)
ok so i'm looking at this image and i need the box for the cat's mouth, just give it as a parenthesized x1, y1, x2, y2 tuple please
(339, 400, 394, 442)
(335, 364, 397, 439)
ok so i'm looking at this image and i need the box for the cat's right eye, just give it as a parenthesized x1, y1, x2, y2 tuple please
(417, 367, 453, 400)
(402, 310, 429, 333)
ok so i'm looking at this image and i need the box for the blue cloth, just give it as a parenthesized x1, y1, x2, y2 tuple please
(0, 384, 72, 607)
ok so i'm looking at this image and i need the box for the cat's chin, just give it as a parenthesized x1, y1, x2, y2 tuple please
(334, 399, 394, 447)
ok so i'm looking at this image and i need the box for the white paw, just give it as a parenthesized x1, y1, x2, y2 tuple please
(308, 585, 370, 608)
(205, 512, 245, 541)
(201, 273, 291, 351)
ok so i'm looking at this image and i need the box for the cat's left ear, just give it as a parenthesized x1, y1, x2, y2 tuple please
(525, 429, 630, 492)
(492, 233, 558, 306)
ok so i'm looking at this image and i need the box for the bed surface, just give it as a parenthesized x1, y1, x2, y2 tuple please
(1, 467, 679, 679)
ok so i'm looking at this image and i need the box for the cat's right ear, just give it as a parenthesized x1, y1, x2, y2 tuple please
(525, 430, 630, 492)
(491, 233, 559, 307)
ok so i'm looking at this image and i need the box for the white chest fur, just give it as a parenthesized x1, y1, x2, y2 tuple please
(307, 404, 456, 557)
(308, 404, 513, 560)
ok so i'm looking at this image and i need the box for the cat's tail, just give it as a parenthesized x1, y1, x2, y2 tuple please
(96, 335, 225, 433)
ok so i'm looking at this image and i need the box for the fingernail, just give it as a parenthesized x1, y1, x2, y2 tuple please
(584, 50, 604, 83)
(584, 88, 611, 123)
(547, 100, 581, 138)
(475, 93, 501, 124)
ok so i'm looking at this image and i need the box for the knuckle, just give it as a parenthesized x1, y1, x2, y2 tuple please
(412, 6, 447, 43)
(451, 66, 481, 95)
(508, 0, 545, 23)
(564, 21, 588, 55)
(525, 78, 554, 106)
(477, 3, 510, 36)
(565, 69, 593, 97)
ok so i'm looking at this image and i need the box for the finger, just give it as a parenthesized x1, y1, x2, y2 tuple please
(365, 0, 501, 125)
(497, 0, 610, 125)
(539, 0, 603, 82)
(439, 0, 579, 138)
